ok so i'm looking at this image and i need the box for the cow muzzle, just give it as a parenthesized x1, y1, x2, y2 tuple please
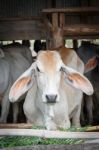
(46, 94, 57, 104)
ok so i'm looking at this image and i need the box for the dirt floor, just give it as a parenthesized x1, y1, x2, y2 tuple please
(1, 144, 99, 150)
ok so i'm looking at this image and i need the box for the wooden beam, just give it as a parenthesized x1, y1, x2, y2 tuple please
(63, 24, 99, 36)
(86, 126, 99, 132)
(42, 7, 99, 15)
(0, 20, 46, 40)
(64, 35, 99, 39)
(0, 19, 99, 40)
(0, 123, 33, 129)
(0, 16, 42, 21)
(0, 129, 99, 138)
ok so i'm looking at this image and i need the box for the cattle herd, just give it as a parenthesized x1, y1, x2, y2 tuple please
(0, 38, 99, 130)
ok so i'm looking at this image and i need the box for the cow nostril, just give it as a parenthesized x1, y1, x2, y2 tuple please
(46, 94, 57, 103)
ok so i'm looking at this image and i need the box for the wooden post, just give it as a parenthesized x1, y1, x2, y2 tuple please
(52, 13, 58, 27)
(59, 13, 65, 27)
(73, 39, 78, 50)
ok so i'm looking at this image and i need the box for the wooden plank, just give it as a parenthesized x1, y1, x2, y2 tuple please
(0, 30, 46, 40)
(64, 35, 99, 39)
(42, 7, 99, 14)
(0, 123, 33, 129)
(0, 16, 42, 21)
(86, 126, 99, 132)
(0, 129, 99, 138)
(0, 124, 99, 132)
(0, 20, 99, 40)
(0, 20, 46, 40)
(63, 24, 99, 36)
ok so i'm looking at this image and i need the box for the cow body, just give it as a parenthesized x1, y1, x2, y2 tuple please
(23, 51, 83, 129)
(1, 42, 33, 64)
(9, 50, 93, 130)
(0, 43, 32, 123)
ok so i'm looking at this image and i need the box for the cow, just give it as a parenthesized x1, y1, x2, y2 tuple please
(77, 41, 99, 125)
(0, 43, 32, 123)
(9, 50, 93, 130)
(1, 42, 33, 64)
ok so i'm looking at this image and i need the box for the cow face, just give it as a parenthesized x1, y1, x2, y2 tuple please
(9, 50, 93, 104)
(36, 51, 62, 103)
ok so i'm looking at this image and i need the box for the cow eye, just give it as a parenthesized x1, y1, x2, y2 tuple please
(37, 66, 40, 72)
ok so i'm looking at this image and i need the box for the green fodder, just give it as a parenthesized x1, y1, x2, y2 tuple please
(0, 136, 85, 148)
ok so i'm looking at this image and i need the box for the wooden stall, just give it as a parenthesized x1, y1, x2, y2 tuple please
(42, 7, 99, 39)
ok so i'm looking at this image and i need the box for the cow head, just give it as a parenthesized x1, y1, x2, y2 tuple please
(9, 51, 93, 104)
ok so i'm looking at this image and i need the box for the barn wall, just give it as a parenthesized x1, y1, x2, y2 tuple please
(0, 0, 98, 40)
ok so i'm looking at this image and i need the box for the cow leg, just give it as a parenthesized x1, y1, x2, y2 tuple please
(44, 115, 57, 130)
(12, 102, 19, 123)
(59, 116, 71, 129)
(72, 104, 81, 127)
(80, 98, 85, 126)
(85, 95, 93, 125)
(72, 92, 84, 127)
(0, 90, 10, 123)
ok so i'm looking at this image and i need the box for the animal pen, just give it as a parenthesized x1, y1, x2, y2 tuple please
(0, 0, 99, 149)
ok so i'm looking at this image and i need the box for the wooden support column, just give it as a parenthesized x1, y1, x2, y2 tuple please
(59, 13, 65, 46)
(59, 13, 65, 27)
(52, 13, 58, 27)
(73, 40, 78, 51)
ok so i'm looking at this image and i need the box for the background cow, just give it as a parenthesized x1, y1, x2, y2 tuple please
(0, 43, 32, 123)
(77, 41, 99, 125)
(1, 42, 33, 64)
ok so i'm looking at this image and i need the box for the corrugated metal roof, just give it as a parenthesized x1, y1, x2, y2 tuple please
(56, 0, 80, 8)
(0, 0, 52, 17)
(0, 0, 98, 24)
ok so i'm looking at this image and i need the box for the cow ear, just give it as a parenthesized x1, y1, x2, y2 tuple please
(84, 57, 97, 73)
(9, 63, 36, 102)
(61, 65, 94, 95)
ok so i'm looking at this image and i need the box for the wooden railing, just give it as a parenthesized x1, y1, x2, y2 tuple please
(42, 7, 99, 15)
(42, 7, 99, 39)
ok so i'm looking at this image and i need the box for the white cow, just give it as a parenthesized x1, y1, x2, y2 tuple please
(9, 50, 93, 130)
(0, 43, 32, 123)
